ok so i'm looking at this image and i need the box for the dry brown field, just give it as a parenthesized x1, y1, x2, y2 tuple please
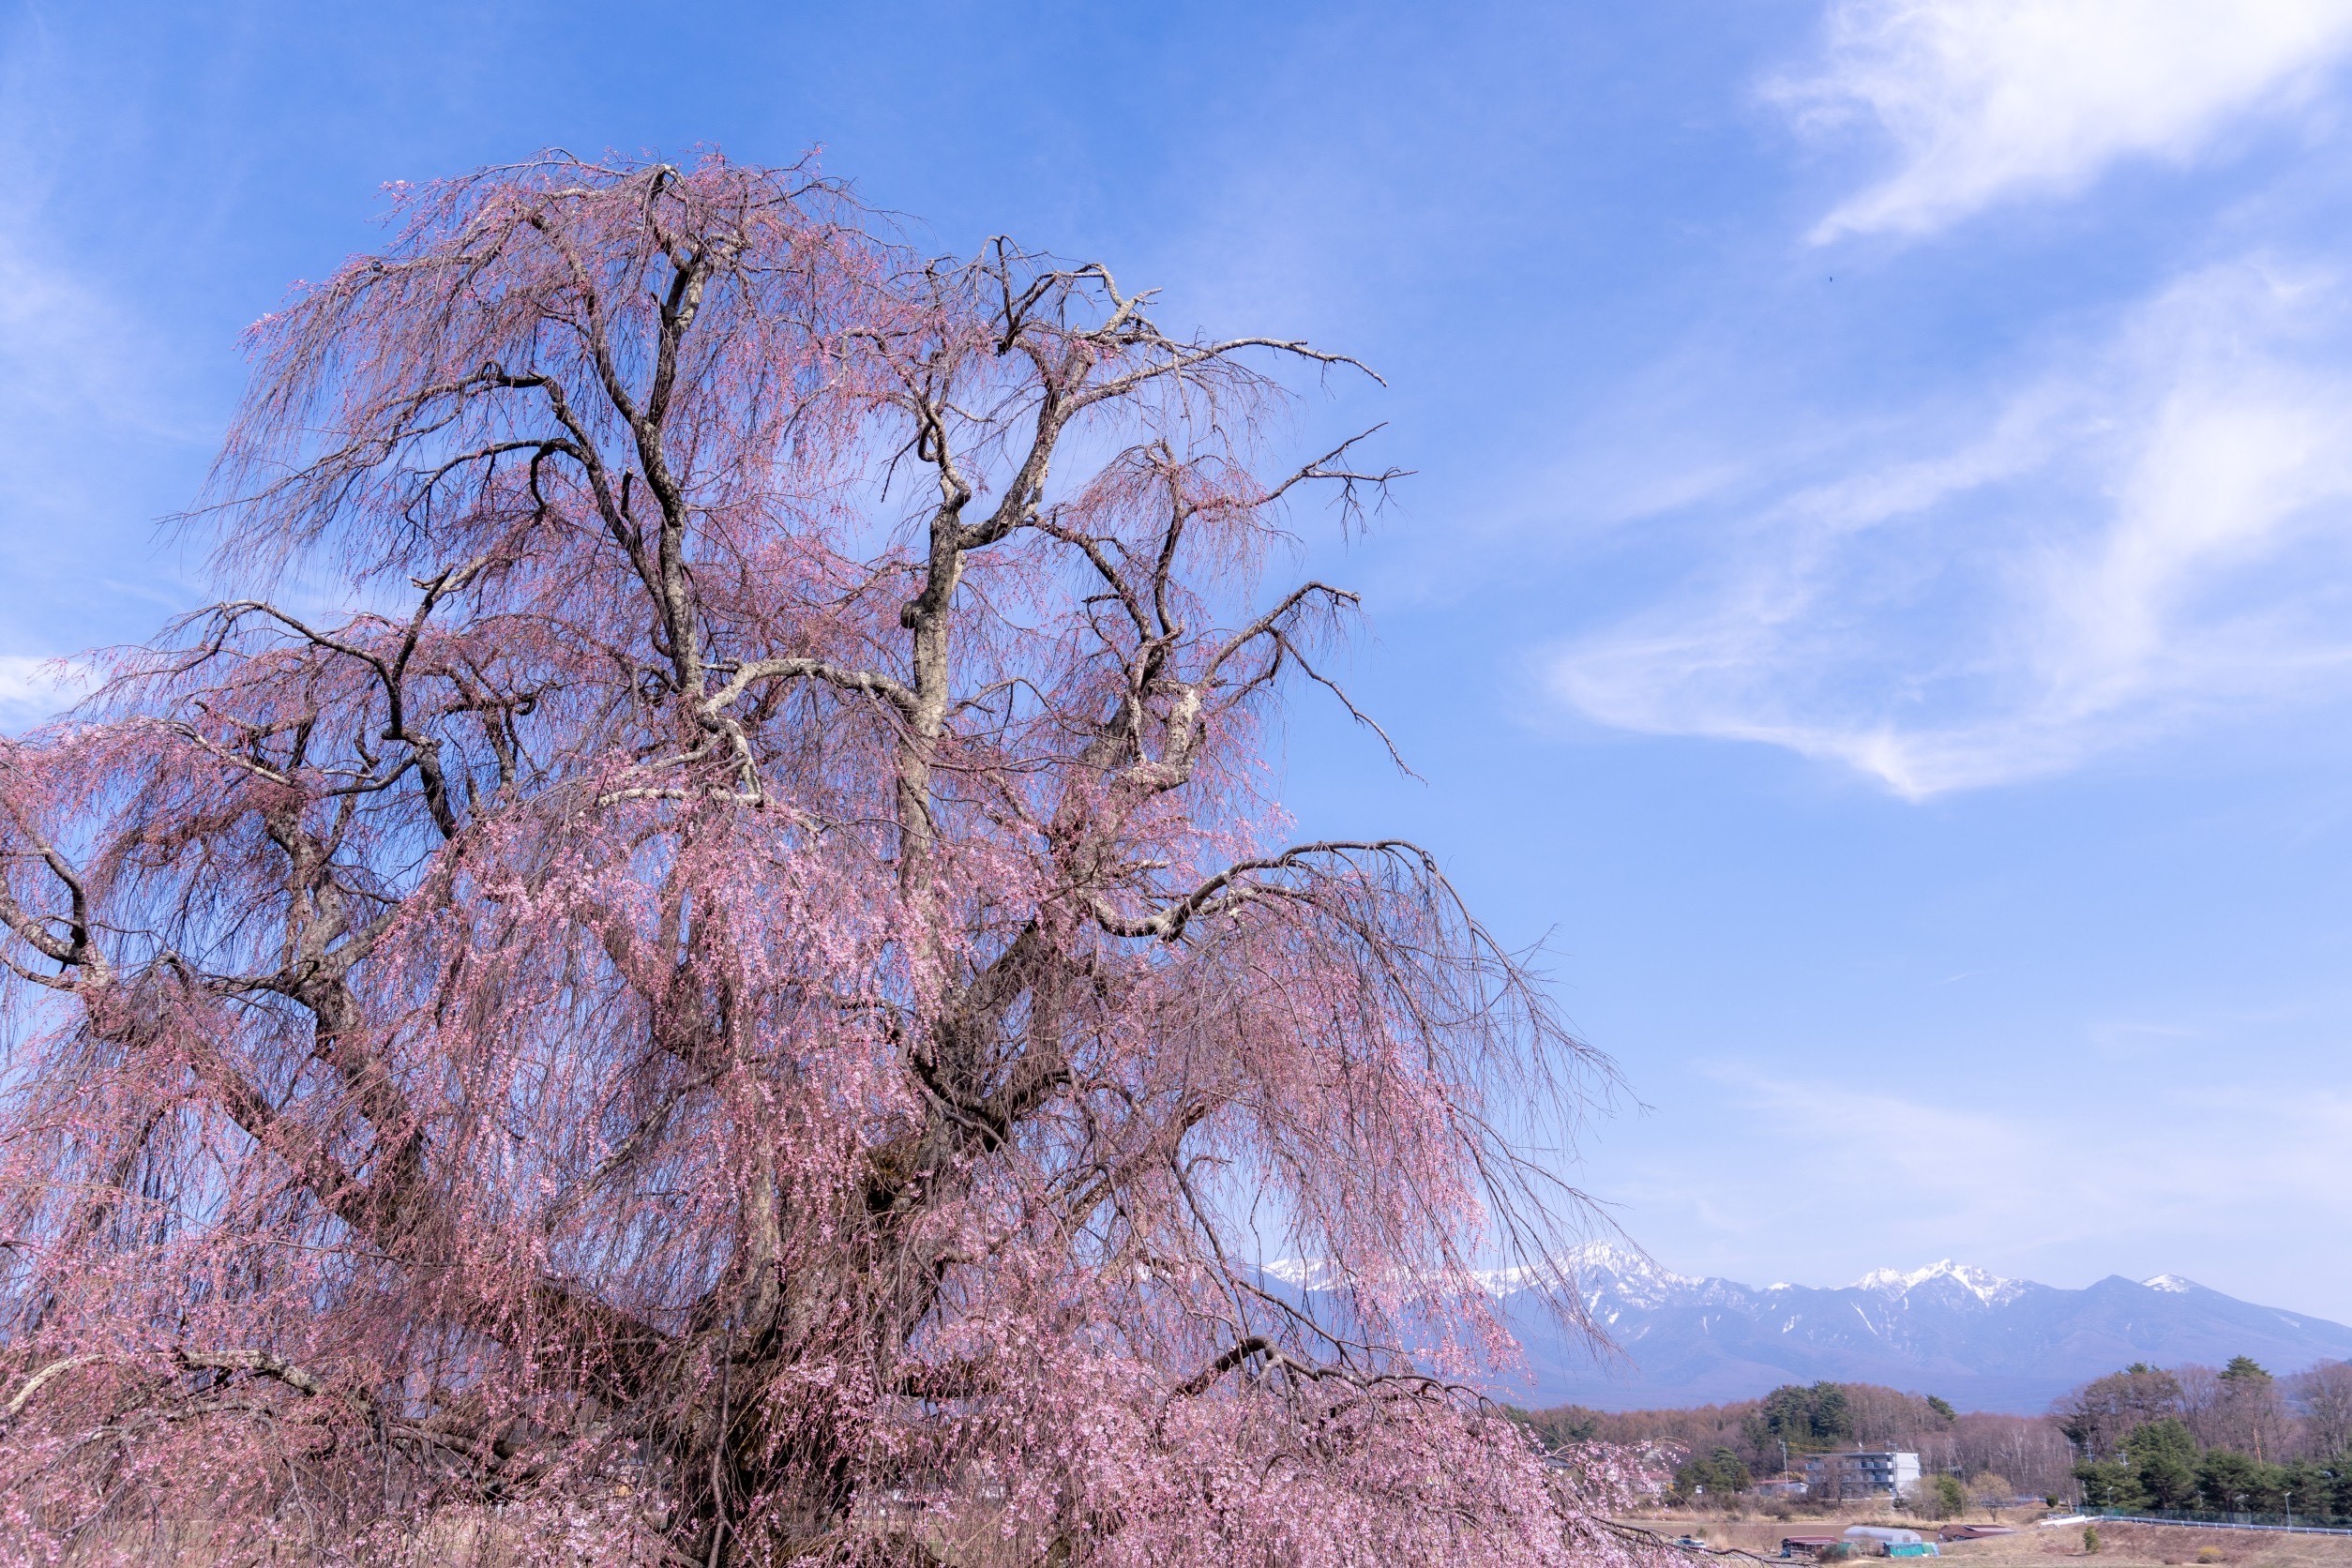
(1627, 1515, 2352, 1568)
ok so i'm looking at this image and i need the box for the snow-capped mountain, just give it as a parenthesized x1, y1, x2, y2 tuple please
(1847, 1261, 2029, 1308)
(1472, 1242, 1706, 1308)
(1477, 1247, 2352, 1413)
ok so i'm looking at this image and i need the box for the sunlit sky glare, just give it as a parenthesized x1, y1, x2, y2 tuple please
(8, 0, 2352, 1322)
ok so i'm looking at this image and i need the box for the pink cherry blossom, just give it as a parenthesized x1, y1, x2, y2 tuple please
(0, 152, 1658, 1568)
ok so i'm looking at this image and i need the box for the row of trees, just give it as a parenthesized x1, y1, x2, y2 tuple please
(1929, 1412, 2078, 1503)
(1521, 1381, 2077, 1501)
(1530, 1357, 2352, 1518)
(2063, 1360, 2352, 1519)
(2058, 1358, 2352, 1465)
(1522, 1380, 1949, 1470)
(2072, 1417, 2352, 1518)
(1666, 1446, 2013, 1519)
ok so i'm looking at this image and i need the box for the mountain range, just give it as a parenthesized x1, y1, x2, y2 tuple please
(1278, 1247, 2352, 1414)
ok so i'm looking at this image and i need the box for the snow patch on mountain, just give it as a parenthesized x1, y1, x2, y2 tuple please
(1262, 1257, 1346, 1291)
(1848, 1259, 2026, 1306)
(1476, 1242, 1704, 1305)
(1496, 1255, 2352, 1412)
(1278, 1251, 2183, 1319)
(1490, 1250, 2039, 1308)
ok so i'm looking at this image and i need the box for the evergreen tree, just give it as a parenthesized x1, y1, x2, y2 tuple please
(2124, 1418, 2199, 1510)
(2195, 1449, 2268, 1514)
(1673, 1448, 1754, 1500)
(1759, 1383, 1855, 1451)
(2279, 1459, 2337, 1523)
(2329, 1455, 2352, 1519)
(2071, 1459, 2146, 1512)
(1812, 1383, 1856, 1444)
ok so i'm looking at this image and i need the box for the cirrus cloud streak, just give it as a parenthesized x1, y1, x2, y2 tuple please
(1548, 262, 2352, 796)
(1777, 0, 2352, 240)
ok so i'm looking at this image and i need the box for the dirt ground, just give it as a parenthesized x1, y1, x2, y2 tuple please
(1628, 1515, 2352, 1568)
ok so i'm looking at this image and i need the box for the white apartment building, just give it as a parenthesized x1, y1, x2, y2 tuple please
(1803, 1450, 1922, 1500)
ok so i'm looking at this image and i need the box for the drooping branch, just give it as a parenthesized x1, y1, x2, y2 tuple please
(0, 153, 1624, 1568)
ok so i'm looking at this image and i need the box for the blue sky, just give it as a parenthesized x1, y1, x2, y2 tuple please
(8, 0, 2352, 1328)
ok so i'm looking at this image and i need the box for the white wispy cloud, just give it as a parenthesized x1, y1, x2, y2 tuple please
(1636, 1067, 2352, 1297)
(0, 18, 199, 459)
(1639, 1063, 2352, 1289)
(0, 655, 93, 728)
(1776, 0, 2352, 241)
(1547, 260, 2352, 796)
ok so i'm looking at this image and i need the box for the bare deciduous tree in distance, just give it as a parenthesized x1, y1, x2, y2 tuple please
(2288, 1361, 2352, 1459)
(0, 155, 1644, 1566)
(2058, 1364, 2185, 1463)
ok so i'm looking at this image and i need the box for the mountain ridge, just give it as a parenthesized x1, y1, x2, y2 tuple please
(1476, 1246, 2352, 1413)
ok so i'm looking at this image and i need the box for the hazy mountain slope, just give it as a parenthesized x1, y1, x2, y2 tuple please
(1315, 1247, 2352, 1413)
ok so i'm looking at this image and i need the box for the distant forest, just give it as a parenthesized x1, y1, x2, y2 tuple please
(1516, 1356, 2352, 1518)
(2063, 1358, 2352, 1519)
(1516, 1380, 2074, 1508)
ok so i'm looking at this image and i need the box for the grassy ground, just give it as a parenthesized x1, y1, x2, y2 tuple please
(1629, 1514, 2352, 1568)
